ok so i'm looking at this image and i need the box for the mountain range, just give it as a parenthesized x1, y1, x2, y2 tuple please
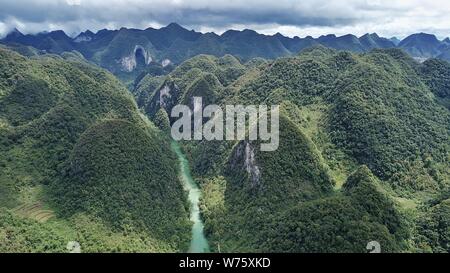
(2, 23, 450, 82)
(0, 23, 449, 253)
(132, 47, 449, 252)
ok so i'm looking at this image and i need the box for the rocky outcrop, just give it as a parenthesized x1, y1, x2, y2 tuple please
(120, 55, 136, 72)
(146, 80, 180, 118)
(162, 59, 172, 67)
(120, 45, 153, 72)
(244, 142, 261, 187)
(229, 141, 262, 188)
(159, 84, 172, 109)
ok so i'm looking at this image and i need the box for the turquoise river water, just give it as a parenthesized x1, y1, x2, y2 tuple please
(171, 141, 210, 253)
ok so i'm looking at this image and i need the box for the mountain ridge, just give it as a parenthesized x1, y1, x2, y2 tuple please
(154, 48, 449, 252)
(2, 23, 450, 79)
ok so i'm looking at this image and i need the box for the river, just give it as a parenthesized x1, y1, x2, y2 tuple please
(171, 141, 210, 253)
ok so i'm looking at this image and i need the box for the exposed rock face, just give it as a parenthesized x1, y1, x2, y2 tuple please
(244, 142, 261, 187)
(120, 55, 136, 72)
(229, 141, 262, 188)
(146, 80, 180, 118)
(120, 45, 152, 72)
(159, 85, 172, 109)
(162, 59, 172, 67)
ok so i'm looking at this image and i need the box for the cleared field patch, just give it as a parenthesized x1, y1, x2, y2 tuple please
(12, 202, 55, 223)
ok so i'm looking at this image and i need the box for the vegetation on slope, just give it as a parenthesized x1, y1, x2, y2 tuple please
(2, 39, 449, 252)
(262, 166, 409, 253)
(50, 119, 190, 244)
(132, 47, 449, 252)
(419, 58, 450, 108)
(0, 48, 189, 252)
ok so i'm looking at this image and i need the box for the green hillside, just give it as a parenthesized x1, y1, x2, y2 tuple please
(203, 114, 335, 252)
(263, 166, 409, 253)
(132, 47, 449, 252)
(50, 119, 190, 242)
(419, 58, 450, 108)
(0, 48, 190, 252)
(135, 54, 246, 118)
(1, 41, 449, 252)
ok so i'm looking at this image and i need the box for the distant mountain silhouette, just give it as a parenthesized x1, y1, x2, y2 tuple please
(2, 23, 450, 75)
(398, 33, 447, 59)
(389, 37, 401, 46)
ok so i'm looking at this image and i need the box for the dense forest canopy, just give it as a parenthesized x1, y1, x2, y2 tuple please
(132, 46, 449, 253)
(0, 37, 449, 252)
(0, 48, 190, 252)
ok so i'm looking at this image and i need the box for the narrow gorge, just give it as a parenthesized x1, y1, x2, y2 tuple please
(171, 141, 210, 253)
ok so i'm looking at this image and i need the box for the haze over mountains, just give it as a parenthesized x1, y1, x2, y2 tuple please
(2, 23, 450, 77)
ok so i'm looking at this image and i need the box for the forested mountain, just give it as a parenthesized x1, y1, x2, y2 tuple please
(1, 22, 449, 253)
(0, 48, 190, 252)
(133, 47, 449, 252)
(2, 24, 450, 85)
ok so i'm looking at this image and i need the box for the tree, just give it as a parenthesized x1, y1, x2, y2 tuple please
(154, 108, 171, 133)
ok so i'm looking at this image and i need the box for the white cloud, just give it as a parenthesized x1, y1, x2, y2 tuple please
(66, 0, 81, 6)
(0, 0, 449, 39)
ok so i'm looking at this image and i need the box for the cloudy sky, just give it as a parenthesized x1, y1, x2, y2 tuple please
(1, 0, 450, 39)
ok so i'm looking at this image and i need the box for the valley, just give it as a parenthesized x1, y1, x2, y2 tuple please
(0, 28, 449, 253)
(133, 48, 449, 253)
(171, 141, 210, 253)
